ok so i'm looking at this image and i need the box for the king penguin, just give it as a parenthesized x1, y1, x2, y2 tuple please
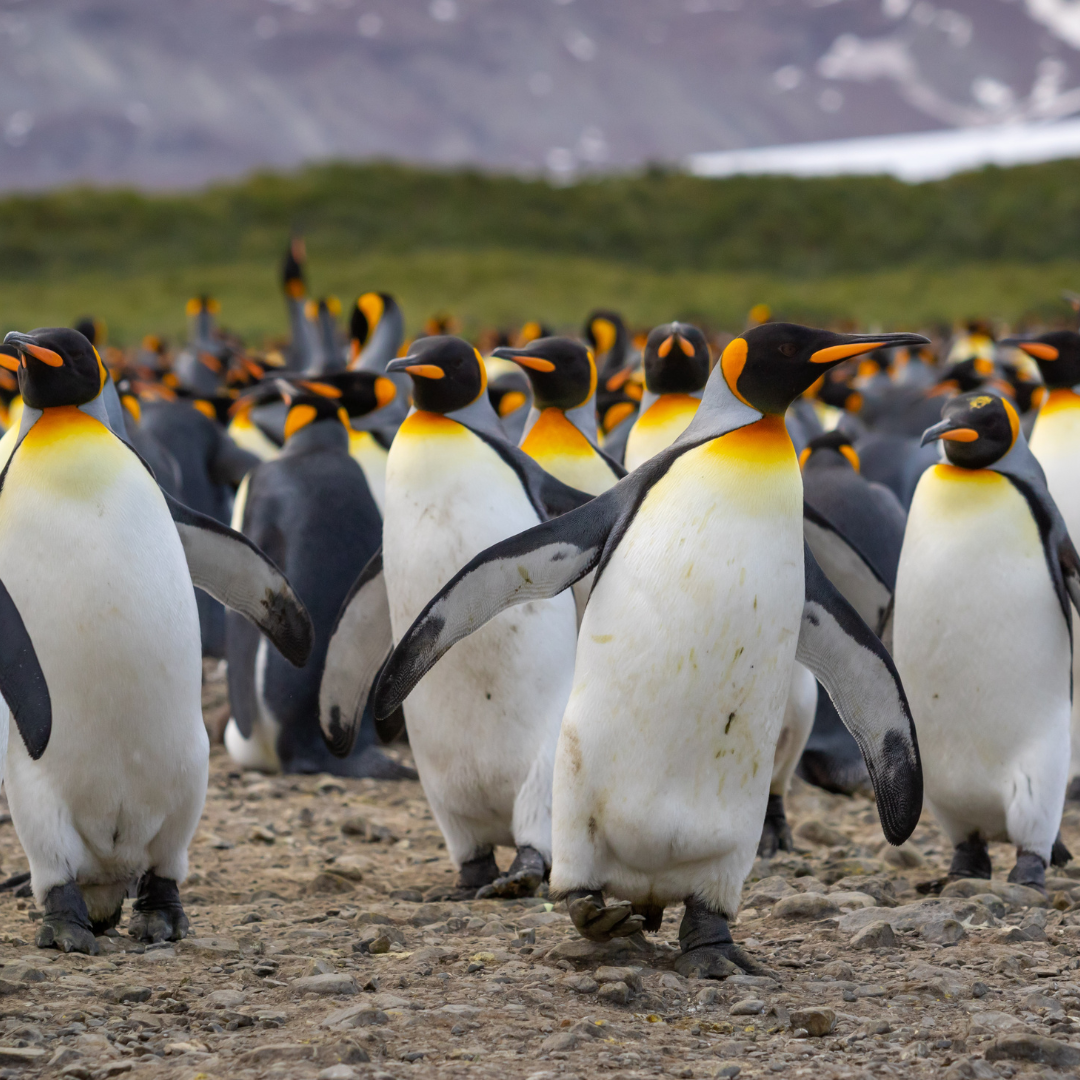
(369, 322, 925, 977)
(894, 391, 1080, 891)
(0, 328, 312, 953)
(319, 337, 593, 900)
(491, 337, 625, 495)
(1002, 331, 1080, 792)
(224, 372, 412, 779)
(623, 322, 710, 471)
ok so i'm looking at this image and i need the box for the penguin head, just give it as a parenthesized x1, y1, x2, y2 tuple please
(920, 391, 1020, 469)
(276, 379, 347, 440)
(717, 323, 930, 416)
(642, 323, 710, 395)
(113, 376, 143, 426)
(350, 292, 394, 348)
(798, 430, 860, 473)
(4, 328, 107, 409)
(386, 336, 486, 414)
(491, 337, 595, 411)
(282, 237, 307, 299)
(485, 361, 532, 420)
(584, 310, 628, 372)
(1000, 330, 1080, 390)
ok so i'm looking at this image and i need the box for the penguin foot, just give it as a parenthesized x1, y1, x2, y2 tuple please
(566, 890, 646, 942)
(1052, 831, 1073, 868)
(91, 903, 124, 937)
(1007, 850, 1048, 895)
(284, 746, 418, 781)
(458, 849, 500, 891)
(677, 896, 780, 981)
(128, 872, 189, 943)
(631, 903, 665, 933)
(757, 793, 794, 859)
(36, 883, 98, 955)
(947, 833, 992, 881)
(475, 846, 546, 900)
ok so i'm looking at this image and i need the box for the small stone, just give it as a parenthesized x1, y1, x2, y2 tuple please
(321, 1004, 389, 1029)
(921, 918, 965, 945)
(788, 1007, 835, 1037)
(177, 936, 240, 958)
(249, 825, 276, 843)
(206, 989, 248, 1008)
(356, 925, 406, 955)
(716, 1066, 741, 1078)
(795, 819, 849, 847)
(771, 893, 840, 921)
(49, 1048, 82, 1069)
(328, 855, 369, 881)
(598, 980, 630, 1005)
(730, 997, 765, 1016)
(850, 921, 896, 949)
(0, 1047, 47, 1065)
(697, 986, 723, 1006)
(319, 1068, 358, 1080)
(540, 1030, 578, 1052)
(107, 985, 151, 1004)
(292, 973, 358, 996)
(306, 873, 356, 895)
(594, 965, 643, 991)
(560, 974, 598, 993)
(882, 844, 924, 868)
(984, 1033, 1080, 1067)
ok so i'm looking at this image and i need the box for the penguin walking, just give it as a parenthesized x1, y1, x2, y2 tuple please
(894, 392, 1080, 891)
(1004, 332, 1080, 788)
(319, 337, 591, 899)
(0, 328, 312, 954)
(225, 373, 411, 779)
(492, 337, 624, 495)
(623, 322, 710, 471)
(369, 322, 925, 976)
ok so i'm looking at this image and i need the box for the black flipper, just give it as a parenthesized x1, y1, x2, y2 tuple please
(163, 491, 313, 668)
(796, 543, 923, 846)
(372, 489, 623, 720)
(319, 549, 395, 756)
(0, 574, 50, 760)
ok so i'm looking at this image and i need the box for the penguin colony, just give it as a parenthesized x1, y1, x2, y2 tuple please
(0, 244, 1077, 980)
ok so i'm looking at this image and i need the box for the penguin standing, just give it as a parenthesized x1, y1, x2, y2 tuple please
(225, 373, 411, 779)
(492, 337, 624, 495)
(282, 239, 320, 371)
(370, 323, 924, 976)
(485, 357, 533, 445)
(1004, 332, 1080, 787)
(623, 322, 710, 471)
(587, 310, 641, 461)
(0, 328, 312, 954)
(319, 337, 590, 899)
(894, 392, 1079, 891)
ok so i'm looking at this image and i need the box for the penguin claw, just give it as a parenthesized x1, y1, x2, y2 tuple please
(568, 896, 646, 942)
(673, 943, 778, 981)
(475, 868, 543, 900)
(36, 918, 98, 955)
(128, 908, 189, 944)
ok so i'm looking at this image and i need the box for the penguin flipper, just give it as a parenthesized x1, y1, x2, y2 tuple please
(1059, 534, 1080, 619)
(319, 548, 393, 757)
(373, 493, 620, 720)
(0, 574, 50, 760)
(796, 543, 923, 846)
(225, 610, 260, 739)
(163, 492, 314, 668)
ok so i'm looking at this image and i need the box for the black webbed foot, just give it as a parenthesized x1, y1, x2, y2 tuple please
(476, 845, 546, 899)
(674, 896, 778, 981)
(757, 793, 794, 859)
(1008, 850, 1047, 895)
(36, 883, 98, 955)
(566, 889, 645, 942)
(128, 872, 189, 943)
(947, 832, 992, 881)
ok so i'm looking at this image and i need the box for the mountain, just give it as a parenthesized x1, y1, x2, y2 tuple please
(4, 0, 1080, 189)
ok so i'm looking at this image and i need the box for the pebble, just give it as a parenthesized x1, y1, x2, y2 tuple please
(292, 973, 358, 996)
(850, 920, 896, 949)
(729, 998, 765, 1016)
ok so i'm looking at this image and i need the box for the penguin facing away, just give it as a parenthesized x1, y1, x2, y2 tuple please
(319, 336, 594, 900)
(1004, 331, 1080, 788)
(0, 328, 313, 955)
(224, 374, 413, 779)
(485, 356, 533, 444)
(623, 322, 710, 471)
(370, 322, 925, 976)
(492, 337, 625, 496)
(894, 391, 1080, 891)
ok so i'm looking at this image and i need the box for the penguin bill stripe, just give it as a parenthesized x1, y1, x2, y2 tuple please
(320, 549, 394, 756)
(796, 546, 923, 846)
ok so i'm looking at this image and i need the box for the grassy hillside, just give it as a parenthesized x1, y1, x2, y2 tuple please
(4, 160, 1080, 343)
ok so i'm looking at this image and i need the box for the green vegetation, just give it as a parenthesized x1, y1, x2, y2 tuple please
(4, 160, 1080, 343)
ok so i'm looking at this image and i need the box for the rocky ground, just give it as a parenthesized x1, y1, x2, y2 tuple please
(0, 669, 1077, 1080)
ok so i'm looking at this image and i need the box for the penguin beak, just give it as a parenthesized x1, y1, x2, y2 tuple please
(999, 337, 1059, 361)
(921, 417, 980, 446)
(808, 332, 929, 366)
(386, 357, 444, 380)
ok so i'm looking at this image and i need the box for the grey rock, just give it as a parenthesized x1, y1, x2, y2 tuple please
(594, 965, 643, 991)
(559, 974, 598, 994)
(850, 921, 896, 949)
(292, 973, 358, 996)
(788, 1007, 835, 1036)
(985, 1033, 1080, 1067)
(771, 893, 840, 921)
(921, 918, 965, 944)
(730, 998, 765, 1016)
(597, 980, 631, 1005)
(540, 1030, 578, 1052)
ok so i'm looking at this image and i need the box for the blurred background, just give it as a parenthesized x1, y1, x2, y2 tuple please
(5, 0, 1080, 340)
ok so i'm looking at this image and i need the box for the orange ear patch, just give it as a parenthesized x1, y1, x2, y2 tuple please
(720, 337, 752, 408)
(284, 403, 318, 439)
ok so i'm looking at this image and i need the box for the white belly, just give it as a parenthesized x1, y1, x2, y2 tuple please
(623, 394, 699, 472)
(349, 430, 388, 514)
(383, 414, 576, 855)
(894, 465, 1070, 847)
(551, 418, 804, 914)
(0, 410, 207, 899)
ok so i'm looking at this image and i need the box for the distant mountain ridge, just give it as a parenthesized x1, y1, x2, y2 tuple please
(3, 0, 1080, 189)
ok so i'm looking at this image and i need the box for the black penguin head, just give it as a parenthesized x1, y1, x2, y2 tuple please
(275, 379, 349, 441)
(921, 391, 1020, 469)
(798, 430, 860, 473)
(289, 371, 397, 422)
(283, 237, 307, 299)
(73, 317, 105, 347)
(350, 292, 395, 350)
(642, 323, 710, 395)
(386, 336, 486, 414)
(1001, 331, 1080, 390)
(584, 310, 628, 372)
(718, 323, 930, 416)
(4, 328, 107, 409)
(491, 337, 595, 411)
(487, 364, 532, 420)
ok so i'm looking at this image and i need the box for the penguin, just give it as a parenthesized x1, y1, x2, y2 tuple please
(307, 296, 345, 373)
(1001, 331, 1080, 790)
(893, 391, 1080, 891)
(319, 336, 593, 900)
(173, 296, 231, 400)
(0, 328, 312, 954)
(623, 322, 710, 471)
(282, 239, 320, 371)
(112, 378, 184, 498)
(491, 338, 625, 496)
(224, 374, 411, 779)
(587, 310, 641, 460)
(485, 357, 533, 445)
(367, 322, 925, 977)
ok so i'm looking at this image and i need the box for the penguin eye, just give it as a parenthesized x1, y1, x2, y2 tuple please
(778, 343, 797, 358)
